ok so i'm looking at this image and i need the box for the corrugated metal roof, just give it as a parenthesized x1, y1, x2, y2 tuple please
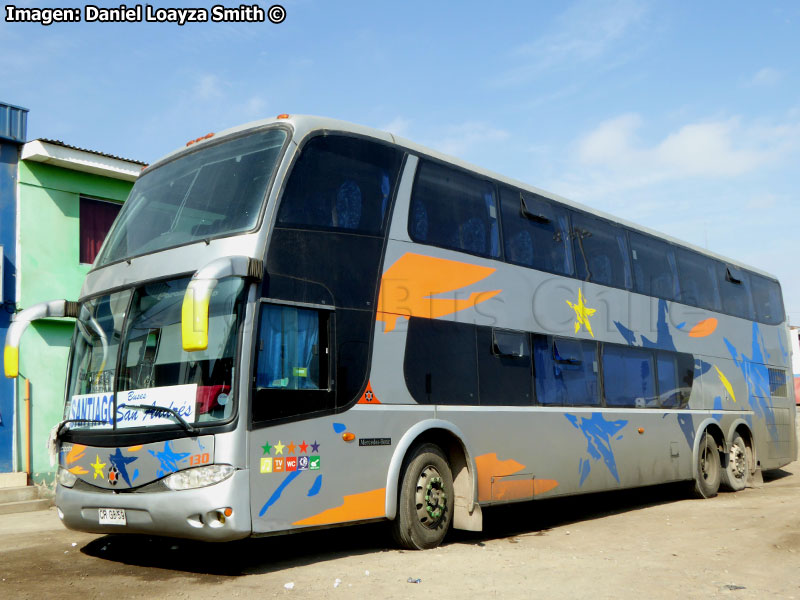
(36, 138, 147, 166)
(0, 102, 28, 143)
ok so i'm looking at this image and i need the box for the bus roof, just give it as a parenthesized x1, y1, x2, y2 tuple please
(150, 114, 780, 283)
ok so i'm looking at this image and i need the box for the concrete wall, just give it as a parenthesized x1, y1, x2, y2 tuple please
(17, 160, 132, 486)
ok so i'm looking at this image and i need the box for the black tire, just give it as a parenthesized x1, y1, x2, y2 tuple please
(392, 443, 453, 550)
(693, 432, 721, 498)
(721, 433, 752, 492)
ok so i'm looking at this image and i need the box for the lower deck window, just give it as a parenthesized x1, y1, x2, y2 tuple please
(252, 303, 332, 422)
(602, 346, 656, 407)
(256, 304, 326, 389)
(533, 336, 600, 406)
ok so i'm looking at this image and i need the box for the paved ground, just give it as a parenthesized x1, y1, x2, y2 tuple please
(1, 456, 799, 599)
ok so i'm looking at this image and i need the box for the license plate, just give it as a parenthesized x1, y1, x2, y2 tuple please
(98, 508, 126, 525)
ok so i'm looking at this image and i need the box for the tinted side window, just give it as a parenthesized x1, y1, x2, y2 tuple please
(533, 335, 599, 406)
(499, 186, 573, 275)
(656, 353, 679, 408)
(478, 328, 532, 406)
(675, 248, 721, 311)
(657, 351, 694, 408)
(571, 213, 631, 289)
(404, 318, 479, 405)
(751, 274, 784, 325)
(629, 231, 679, 300)
(252, 303, 333, 422)
(276, 135, 402, 235)
(717, 264, 754, 320)
(409, 160, 500, 259)
(602, 345, 656, 408)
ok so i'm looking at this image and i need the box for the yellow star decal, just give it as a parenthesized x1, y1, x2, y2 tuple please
(90, 454, 106, 480)
(566, 288, 597, 337)
(273, 440, 286, 455)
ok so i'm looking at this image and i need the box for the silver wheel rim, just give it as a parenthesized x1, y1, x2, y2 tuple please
(414, 465, 447, 529)
(730, 441, 747, 480)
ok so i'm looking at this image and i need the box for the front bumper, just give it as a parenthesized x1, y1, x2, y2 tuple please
(55, 469, 252, 542)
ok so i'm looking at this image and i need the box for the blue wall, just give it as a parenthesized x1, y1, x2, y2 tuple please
(0, 142, 19, 472)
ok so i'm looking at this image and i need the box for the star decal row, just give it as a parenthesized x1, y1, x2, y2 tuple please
(261, 440, 320, 455)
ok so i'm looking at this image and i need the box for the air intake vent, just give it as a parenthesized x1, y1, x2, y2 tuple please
(768, 367, 787, 397)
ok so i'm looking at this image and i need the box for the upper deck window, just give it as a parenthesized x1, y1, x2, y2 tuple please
(750, 274, 784, 325)
(409, 160, 501, 259)
(571, 213, 631, 289)
(500, 186, 573, 276)
(717, 263, 754, 320)
(97, 128, 287, 266)
(629, 231, 679, 300)
(276, 134, 403, 235)
(675, 247, 722, 312)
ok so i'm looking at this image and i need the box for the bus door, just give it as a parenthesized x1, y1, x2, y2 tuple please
(247, 302, 389, 533)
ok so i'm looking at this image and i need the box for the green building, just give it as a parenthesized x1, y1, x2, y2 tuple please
(14, 139, 143, 489)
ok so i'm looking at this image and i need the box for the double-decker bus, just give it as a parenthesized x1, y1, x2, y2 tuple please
(4, 115, 795, 549)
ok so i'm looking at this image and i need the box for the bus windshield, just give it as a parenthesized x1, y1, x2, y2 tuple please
(97, 128, 287, 266)
(64, 276, 245, 431)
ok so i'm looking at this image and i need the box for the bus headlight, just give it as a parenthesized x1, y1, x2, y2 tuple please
(58, 467, 78, 488)
(164, 464, 235, 491)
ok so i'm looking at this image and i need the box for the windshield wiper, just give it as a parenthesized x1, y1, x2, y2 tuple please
(118, 403, 198, 434)
(56, 418, 110, 438)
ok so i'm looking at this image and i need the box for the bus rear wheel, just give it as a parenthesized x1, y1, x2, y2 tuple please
(721, 433, 752, 492)
(392, 443, 453, 550)
(693, 432, 721, 498)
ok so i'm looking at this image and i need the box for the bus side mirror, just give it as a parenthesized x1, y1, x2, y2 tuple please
(181, 279, 214, 352)
(4, 300, 79, 378)
(180, 256, 262, 353)
(4, 345, 19, 378)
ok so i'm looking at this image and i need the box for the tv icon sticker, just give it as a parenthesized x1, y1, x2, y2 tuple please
(274, 458, 284, 472)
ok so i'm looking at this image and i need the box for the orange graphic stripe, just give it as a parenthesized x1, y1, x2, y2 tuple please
(474, 453, 526, 502)
(65, 444, 86, 465)
(127, 445, 143, 452)
(689, 318, 718, 338)
(492, 478, 533, 501)
(376, 253, 501, 333)
(68, 466, 89, 475)
(474, 453, 558, 501)
(293, 488, 386, 526)
(533, 479, 559, 496)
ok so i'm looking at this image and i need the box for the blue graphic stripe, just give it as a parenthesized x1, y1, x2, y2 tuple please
(307, 474, 322, 497)
(259, 470, 301, 517)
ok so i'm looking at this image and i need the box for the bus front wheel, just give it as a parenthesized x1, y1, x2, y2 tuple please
(392, 443, 453, 550)
(693, 432, 721, 498)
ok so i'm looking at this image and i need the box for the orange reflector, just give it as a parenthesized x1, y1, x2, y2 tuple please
(223, 507, 232, 517)
(342, 432, 355, 442)
(277, 113, 290, 119)
(638, 427, 645, 434)
(186, 140, 195, 146)
(204, 132, 214, 140)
